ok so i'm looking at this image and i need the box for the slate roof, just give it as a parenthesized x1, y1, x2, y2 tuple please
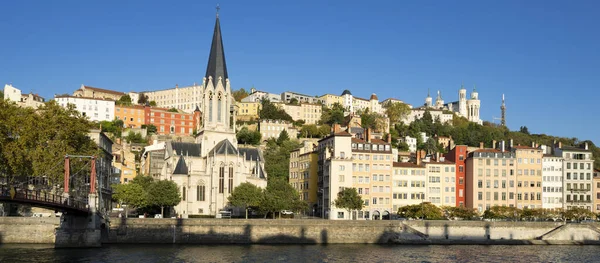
(171, 142, 201, 157)
(239, 147, 262, 161)
(173, 157, 188, 174)
(205, 16, 228, 88)
(341, 89, 352, 96)
(209, 139, 238, 156)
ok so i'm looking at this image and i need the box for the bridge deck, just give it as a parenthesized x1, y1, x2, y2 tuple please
(0, 187, 89, 214)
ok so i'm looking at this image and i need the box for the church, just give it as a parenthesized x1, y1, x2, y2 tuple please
(422, 84, 482, 125)
(158, 11, 268, 218)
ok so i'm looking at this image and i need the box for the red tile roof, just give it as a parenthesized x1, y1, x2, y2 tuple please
(473, 149, 501, 153)
(82, 85, 126, 95)
(393, 162, 424, 168)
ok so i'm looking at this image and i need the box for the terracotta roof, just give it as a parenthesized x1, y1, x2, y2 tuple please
(473, 149, 501, 153)
(82, 85, 126, 95)
(425, 160, 455, 165)
(512, 146, 538, 150)
(371, 139, 388, 144)
(333, 131, 352, 137)
(54, 95, 115, 102)
(115, 105, 145, 110)
(393, 162, 424, 168)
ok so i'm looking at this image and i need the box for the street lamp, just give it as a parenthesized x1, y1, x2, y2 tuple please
(319, 188, 325, 219)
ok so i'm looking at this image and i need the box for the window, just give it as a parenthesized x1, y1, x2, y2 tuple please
(219, 167, 225, 193)
(197, 185, 205, 201)
(228, 167, 234, 193)
(459, 166, 464, 173)
(182, 186, 186, 201)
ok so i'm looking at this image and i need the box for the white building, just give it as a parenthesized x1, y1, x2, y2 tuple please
(542, 155, 564, 209)
(259, 119, 298, 141)
(241, 87, 281, 103)
(280, 91, 321, 104)
(425, 159, 456, 207)
(54, 95, 115, 122)
(556, 143, 594, 211)
(419, 84, 481, 125)
(402, 136, 417, 153)
(404, 108, 453, 124)
(3, 84, 46, 108)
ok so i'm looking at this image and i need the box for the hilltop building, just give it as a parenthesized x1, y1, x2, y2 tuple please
(419, 84, 482, 124)
(3, 84, 46, 108)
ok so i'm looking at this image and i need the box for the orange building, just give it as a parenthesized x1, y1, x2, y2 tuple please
(144, 106, 201, 136)
(115, 105, 146, 128)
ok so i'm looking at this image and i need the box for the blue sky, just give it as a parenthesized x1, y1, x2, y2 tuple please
(1, 0, 598, 144)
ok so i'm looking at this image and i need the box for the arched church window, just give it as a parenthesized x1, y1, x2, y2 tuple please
(217, 92, 222, 122)
(208, 92, 213, 122)
(219, 166, 225, 193)
(228, 165, 234, 193)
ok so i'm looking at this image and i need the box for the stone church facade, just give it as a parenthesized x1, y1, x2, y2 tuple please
(158, 12, 267, 218)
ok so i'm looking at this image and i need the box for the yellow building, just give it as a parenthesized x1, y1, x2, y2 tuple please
(277, 102, 323, 125)
(425, 160, 456, 207)
(392, 162, 426, 212)
(115, 105, 146, 128)
(594, 169, 600, 212)
(236, 101, 261, 121)
(318, 94, 344, 108)
(112, 143, 138, 184)
(513, 146, 543, 209)
(466, 148, 517, 213)
(289, 141, 319, 214)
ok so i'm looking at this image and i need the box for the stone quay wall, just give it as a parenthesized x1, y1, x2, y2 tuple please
(3, 218, 600, 245)
(0, 217, 60, 244)
(106, 218, 600, 245)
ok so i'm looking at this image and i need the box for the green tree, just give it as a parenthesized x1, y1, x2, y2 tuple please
(137, 93, 149, 105)
(125, 131, 146, 144)
(383, 102, 411, 124)
(276, 130, 290, 145)
(442, 206, 478, 220)
(562, 207, 594, 221)
(360, 108, 386, 131)
(142, 124, 157, 134)
(261, 178, 306, 218)
(116, 95, 133, 106)
(289, 98, 299, 105)
(299, 124, 319, 138)
(149, 101, 157, 107)
(333, 188, 364, 220)
(228, 182, 263, 219)
(232, 88, 249, 102)
(168, 108, 178, 113)
(397, 203, 443, 220)
(112, 183, 147, 218)
(236, 127, 261, 145)
(259, 99, 293, 121)
(0, 89, 4, 99)
(131, 175, 155, 191)
(519, 126, 530, 135)
(264, 137, 301, 181)
(147, 180, 181, 217)
(0, 100, 98, 189)
(320, 103, 345, 125)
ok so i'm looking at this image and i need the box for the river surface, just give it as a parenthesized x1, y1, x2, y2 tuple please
(0, 244, 598, 263)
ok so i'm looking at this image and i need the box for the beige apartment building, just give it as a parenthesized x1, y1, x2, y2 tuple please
(259, 119, 299, 140)
(277, 102, 322, 125)
(143, 84, 203, 113)
(392, 162, 426, 212)
(73, 84, 125, 101)
(289, 141, 319, 214)
(466, 148, 517, 213)
(425, 160, 457, 207)
(514, 146, 543, 209)
(318, 94, 344, 108)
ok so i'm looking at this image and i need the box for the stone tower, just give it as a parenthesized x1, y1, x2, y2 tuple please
(425, 89, 432, 107)
(458, 83, 467, 117)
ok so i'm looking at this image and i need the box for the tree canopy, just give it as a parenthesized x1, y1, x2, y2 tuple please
(299, 124, 330, 138)
(359, 108, 386, 132)
(263, 136, 301, 182)
(125, 131, 147, 144)
(0, 100, 98, 189)
(137, 93, 149, 105)
(333, 188, 364, 219)
(259, 99, 293, 121)
(260, 177, 306, 218)
(320, 103, 345, 126)
(236, 127, 261, 145)
(116, 95, 133, 106)
(397, 203, 444, 220)
(232, 88, 249, 102)
(228, 182, 263, 219)
(112, 183, 147, 218)
(383, 101, 411, 124)
(147, 179, 181, 217)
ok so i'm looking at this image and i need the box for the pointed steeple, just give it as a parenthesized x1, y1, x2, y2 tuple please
(205, 8, 228, 89)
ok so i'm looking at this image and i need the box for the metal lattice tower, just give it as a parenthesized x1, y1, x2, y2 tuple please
(501, 94, 506, 126)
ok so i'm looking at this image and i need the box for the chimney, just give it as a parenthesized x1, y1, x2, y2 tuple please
(436, 152, 440, 162)
(501, 141, 505, 153)
(332, 124, 341, 134)
(531, 141, 535, 148)
(492, 140, 497, 149)
(416, 150, 422, 166)
(510, 139, 514, 149)
(585, 142, 589, 150)
(479, 142, 484, 149)
(366, 128, 371, 143)
(440, 156, 445, 162)
(558, 141, 562, 149)
(387, 134, 392, 144)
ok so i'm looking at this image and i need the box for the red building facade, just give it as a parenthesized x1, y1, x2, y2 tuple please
(445, 145, 468, 207)
(143, 106, 201, 136)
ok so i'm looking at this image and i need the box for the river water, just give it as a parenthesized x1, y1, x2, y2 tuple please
(0, 244, 598, 262)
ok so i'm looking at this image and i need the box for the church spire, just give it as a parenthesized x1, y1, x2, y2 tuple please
(205, 6, 228, 89)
